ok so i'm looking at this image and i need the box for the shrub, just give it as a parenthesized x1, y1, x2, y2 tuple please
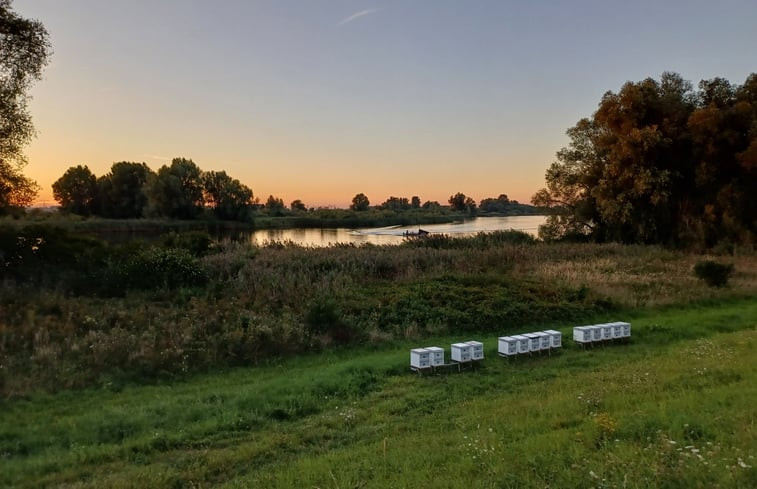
(160, 231, 213, 257)
(693, 260, 734, 287)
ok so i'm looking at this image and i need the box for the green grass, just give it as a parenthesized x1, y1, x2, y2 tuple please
(2, 299, 755, 488)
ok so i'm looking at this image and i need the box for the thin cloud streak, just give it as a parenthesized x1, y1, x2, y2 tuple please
(144, 154, 171, 162)
(338, 8, 380, 26)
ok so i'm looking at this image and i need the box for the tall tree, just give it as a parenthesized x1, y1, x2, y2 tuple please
(97, 162, 153, 218)
(533, 72, 756, 246)
(379, 196, 410, 211)
(147, 158, 204, 219)
(52, 165, 97, 215)
(202, 170, 253, 220)
(0, 0, 52, 210)
(264, 195, 285, 215)
(350, 193, 370, 211)
(290, 199, 306, 211)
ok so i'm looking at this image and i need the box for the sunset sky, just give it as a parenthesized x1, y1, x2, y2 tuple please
(15, 0, 757, 208)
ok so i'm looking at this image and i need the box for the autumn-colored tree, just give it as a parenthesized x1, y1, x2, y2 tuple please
(533, 72, 757, 246)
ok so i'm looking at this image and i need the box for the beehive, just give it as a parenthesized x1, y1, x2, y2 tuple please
(498, 336, 518, 356)
(426, 346, 444, 366)
(537, 332, 551, 350)
(451, 342, 472, 362)
(573, 326, 592, 343)
(466, 340, 484, 360)
(620, 322, 631, 337)
(543, 329, 562, 348)
(410, 348, 430, 369)
(524, 333, 541, 352)
(511, 335, 529, 354)
(611, 322, 623, 339)
(601, 323, 613, 340)
(590, 325, 603, 342)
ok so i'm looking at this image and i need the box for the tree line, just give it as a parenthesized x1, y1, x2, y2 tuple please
(52, 159, 532, 221)
(53, 158, 258, 220)
(533, 72, 757, 248)
(350, 191, 529, 215)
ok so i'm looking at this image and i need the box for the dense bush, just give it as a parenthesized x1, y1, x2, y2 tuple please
(693, 260, 734, 287)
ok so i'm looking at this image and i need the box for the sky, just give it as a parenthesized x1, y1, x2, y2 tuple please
(13, 0, 757, 208)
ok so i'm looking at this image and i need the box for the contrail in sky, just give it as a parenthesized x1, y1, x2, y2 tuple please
(338, 8, 380, 25)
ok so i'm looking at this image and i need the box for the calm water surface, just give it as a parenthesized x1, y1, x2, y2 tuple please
(244, 215, 546, 247)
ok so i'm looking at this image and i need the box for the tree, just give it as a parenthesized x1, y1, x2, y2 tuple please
(265, 195, 285, 215)
(202, 170, 253, 220)
(533, 71, 757, 246)
(448, 192, 466, 211)
(464, 196, 477, 214)
(0, 0, 52, 210)
(479, 194, 510, 213)
(379, 196, 410, 211)
(290, 199, 306, 212)
(411, 196, 421, 208)
(350, 193, 370, 211)
(52, 165, 97, 215)
(147, 158, 204, 219)
(97, 161, 153, 218)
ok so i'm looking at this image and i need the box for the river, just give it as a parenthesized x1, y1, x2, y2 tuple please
(239, 215, 546, 247)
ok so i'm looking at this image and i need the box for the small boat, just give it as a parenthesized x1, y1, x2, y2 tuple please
(403, 228, 430, 238)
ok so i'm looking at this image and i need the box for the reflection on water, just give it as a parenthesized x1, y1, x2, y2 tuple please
(244, 215, 546, 247)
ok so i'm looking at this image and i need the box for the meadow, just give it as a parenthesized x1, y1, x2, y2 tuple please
(1, 227, 756, 396)
(1, 228, 756, 486)
(1, 299, 755, 488)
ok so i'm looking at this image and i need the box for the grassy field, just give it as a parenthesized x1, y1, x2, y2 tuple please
(2, 230, 757, 397)
(2, 299, 755, 488)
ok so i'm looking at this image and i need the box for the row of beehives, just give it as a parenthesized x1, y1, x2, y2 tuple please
(573, 322, 631, 344)
(410, 341, 484, 369)
(497, 329, 562, 356)
(410, 322, 632, 369)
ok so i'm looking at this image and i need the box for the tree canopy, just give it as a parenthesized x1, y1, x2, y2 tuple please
(98, 162, 153, 218)
(350, 193, 370, 211)
(0, 0, 52, 210)
(448, 192, 477, 214)
(202, 170, 253, 220)
(52, 165, 97, 215)
(533, 72, 757, 247)
(147, 158, 204, 219)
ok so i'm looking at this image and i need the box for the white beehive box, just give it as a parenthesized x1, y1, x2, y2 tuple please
(543, 329, 562, 348)
(466, 340, 484, 360)
(498, 336, 518, 356)
(410, 348, 430, 369)
(514, 335, 530, 354)
(573, 326, 592, 343)
(537, 332, 551, 350)
(611, 322, 623, 339)
(426, 346, 444, 366)
(524, 333, 541, 352)
(620, 322, 631, 337)
(589, 325, 603, 342)
(601, 323, 613, 340)
(451, 342, 472, 362)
